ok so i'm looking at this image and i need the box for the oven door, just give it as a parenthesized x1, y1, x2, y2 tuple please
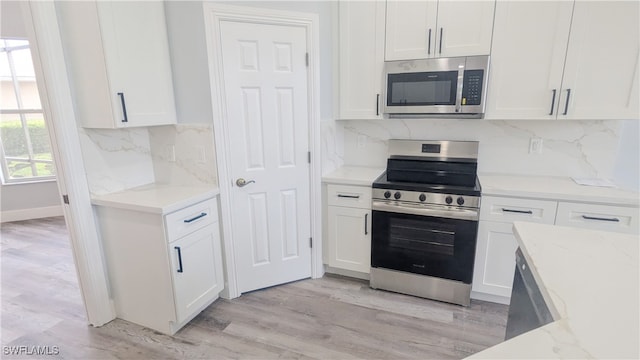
(371, 203, 479, 284)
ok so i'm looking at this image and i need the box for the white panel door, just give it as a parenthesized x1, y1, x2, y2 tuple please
(559, 1, 640, 120)
(327, 206, 371, 273)
(219, 20, 311, 293)
(485, 0, 573, 120)
(385, 0, 438, 60)
(472, 221, 518, 298)
(435, 0, 495, 58)
(338, 0, 385, 119)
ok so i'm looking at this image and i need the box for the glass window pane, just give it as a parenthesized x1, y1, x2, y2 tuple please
(4, 40, 29, 48)
(7, 159, 34, 179)
(0, 52, 19, 109)
(10, 48, 35, 79)
(0, 113, 28, 158)
(26, 114, 52, 157)
(18, 79, 41, 109)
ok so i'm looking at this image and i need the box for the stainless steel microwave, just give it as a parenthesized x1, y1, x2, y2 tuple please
(383, 55, 490, 118)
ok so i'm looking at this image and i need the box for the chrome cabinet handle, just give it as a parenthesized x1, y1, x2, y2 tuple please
(582, 215, 620, 222)
(563, 88, 571, 115)
(175, 246, 183, 273)
(439, 27, 443, 54)
(549, 89, 557, 115)
(117, 92, 128, 123)
(364, 213, 368, 235)
(427, 28, 432, 55)
(184, 212, 207, 223)
(236, 178, 255, 187)
(502, 208, 533, 215)
(337, 194, 360, 199)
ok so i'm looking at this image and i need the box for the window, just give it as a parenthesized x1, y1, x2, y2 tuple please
(0, 38, 55, 183)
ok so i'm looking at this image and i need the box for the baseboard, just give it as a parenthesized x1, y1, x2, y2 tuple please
(471, 290, 510, 305)
(324, 265, 370, 281)
(1, 205, 64, 223)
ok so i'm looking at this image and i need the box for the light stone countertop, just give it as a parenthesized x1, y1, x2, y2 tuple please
(479, 173, 639, 206)
(468, 221, 639, 359)
(91, 183, 220, 214)
(322, 166, 385, 186)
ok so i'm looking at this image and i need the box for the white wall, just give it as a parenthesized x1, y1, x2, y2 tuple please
(0, 0, 61, 220)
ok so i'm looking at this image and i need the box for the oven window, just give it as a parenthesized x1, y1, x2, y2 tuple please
(387, 71, 458, 106)
(389, 217, 455, 256)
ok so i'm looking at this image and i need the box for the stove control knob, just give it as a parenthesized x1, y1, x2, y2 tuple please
(384, 191, 391, 199)
(445, 196, 453, 205)
(457, 197, 465, 206)
(394, 192, 402, 200)
(419, 194, 426, 202)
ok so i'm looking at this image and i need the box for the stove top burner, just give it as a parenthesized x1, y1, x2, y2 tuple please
(372, 171, 482, 197)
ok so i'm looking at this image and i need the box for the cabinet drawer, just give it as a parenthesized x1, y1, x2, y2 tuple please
(555, 202, 639, 234)
(327, 184, 372, 209)
(480, 196, 557, 224)
(165, 198, 218, 241)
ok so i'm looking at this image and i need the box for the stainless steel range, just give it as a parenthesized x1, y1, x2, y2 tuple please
(370, 140, 480, 306)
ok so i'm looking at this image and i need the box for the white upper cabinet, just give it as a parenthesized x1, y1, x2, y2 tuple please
(559, 1, 639, 120)
(338, 1, 386, 119)
(486, 0, 639, 120)
(57, 1, 177, 128)
(385, 0, 495, 61)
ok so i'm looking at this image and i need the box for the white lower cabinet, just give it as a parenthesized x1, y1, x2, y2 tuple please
(555, 201, 639, 234)
(325, 184, 372, 275)
(473, 196, 557, 304)
(473, 194, 639, 304)
(472, 221, 518, 300)
(96, 197, 224, 335)
(327, 206, 371, 273)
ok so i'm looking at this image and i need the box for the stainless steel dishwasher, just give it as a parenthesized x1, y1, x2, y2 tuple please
(505, 248, 554, 340)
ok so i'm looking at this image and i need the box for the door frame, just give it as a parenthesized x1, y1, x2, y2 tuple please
(203, 3, 323, 298)
(23, 1, 115, 325)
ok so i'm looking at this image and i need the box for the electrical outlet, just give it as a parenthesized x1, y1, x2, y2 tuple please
(529, 138, 543, 154)
(357, 134, 367, 149)
(166, 145, 176, 162)
(197, 146, 206, 163)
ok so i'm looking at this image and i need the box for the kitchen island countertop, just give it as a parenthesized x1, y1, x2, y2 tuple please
(468, 221, 639, 359)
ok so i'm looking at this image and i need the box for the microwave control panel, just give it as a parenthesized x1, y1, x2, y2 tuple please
(461, 70, 484, 106)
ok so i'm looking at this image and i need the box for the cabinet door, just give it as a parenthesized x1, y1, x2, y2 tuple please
(485, 1, 573, 120)
(435, 0, 495, 58)
(472, 221, 518, 299)
(339, 1, 385, 119)
(559, 1, 639, 120)
(327, 206, 371, 273)
(170, 224, 224, 323)
(385, 1, 438, 60)
(98, 1, 177, 127)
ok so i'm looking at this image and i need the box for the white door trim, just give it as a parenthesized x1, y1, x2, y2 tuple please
(25, 1, 115, 325)
(203, 3, 323, 299)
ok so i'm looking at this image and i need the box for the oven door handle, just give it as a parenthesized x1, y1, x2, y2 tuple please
(372, 200, 479, 221)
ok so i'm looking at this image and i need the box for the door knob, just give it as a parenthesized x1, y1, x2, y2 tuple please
(236, 178, 255, 187)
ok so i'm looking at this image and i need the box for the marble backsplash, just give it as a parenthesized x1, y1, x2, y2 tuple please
(336, 119, 624, 179)
(79, 124, 217, 195)
(148, 124, 217, 186)
(79, 127, 155, 195)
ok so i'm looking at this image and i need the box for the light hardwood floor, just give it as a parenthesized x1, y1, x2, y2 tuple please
(1, 217, 508, 359)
